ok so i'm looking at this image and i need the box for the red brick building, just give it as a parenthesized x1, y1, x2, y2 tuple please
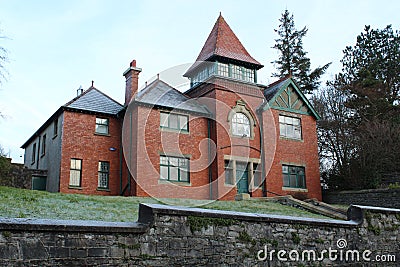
(22, 15, 322, 200)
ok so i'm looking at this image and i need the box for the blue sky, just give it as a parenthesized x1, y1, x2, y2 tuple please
(0, 0, 399, 163)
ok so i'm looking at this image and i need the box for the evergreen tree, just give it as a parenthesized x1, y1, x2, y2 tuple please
(320, 25, 400, 190)
(334, 25, 400, 123)
(272, 9, 331, 94)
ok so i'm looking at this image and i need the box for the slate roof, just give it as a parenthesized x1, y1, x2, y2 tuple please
(263, 76, 292, 101)
(135, 79, 211, 115)
(184, 14, 263, 76)
(64, 87, 123, 115)
(21, 87, 123, 148)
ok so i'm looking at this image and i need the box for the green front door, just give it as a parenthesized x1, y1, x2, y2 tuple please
(236, 162, 249, 194)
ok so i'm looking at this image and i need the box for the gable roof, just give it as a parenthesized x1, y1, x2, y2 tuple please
(184, 14, 263, 76)
(21, 87, 123, 148)
(134, 79, 211, 115)
(261, 76, 320, 119)
(64, 87, 123, 115)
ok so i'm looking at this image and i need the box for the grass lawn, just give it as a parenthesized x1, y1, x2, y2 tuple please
(0, 186, 329, 222)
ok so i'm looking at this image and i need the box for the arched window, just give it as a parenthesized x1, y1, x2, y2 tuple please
(232, 112, 251, 137)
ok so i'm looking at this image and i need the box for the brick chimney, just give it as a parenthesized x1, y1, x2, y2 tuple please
(123, 59, 142, 106)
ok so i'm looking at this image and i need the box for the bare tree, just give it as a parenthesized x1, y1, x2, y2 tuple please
(312, 86, 356, 189)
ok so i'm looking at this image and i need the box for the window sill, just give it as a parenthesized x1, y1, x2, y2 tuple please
(40, 153, 45, 158)
(31, 161, 35, 166)
(52, 134, 58, 140)
(279, 136, 303, 142)
(224, 183, 235, 187)
(159, 127, 189, 135)
(97, 188, 110, 192)
(231, 134, 254, 140)
(282, 187, 308, 192)
(158, 180, 191, 186)
(68, 186, 82, 190)
(94, 133, 110, 137)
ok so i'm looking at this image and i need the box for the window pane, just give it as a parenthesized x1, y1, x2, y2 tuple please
(98, 173, 108, 188)
(70, 170, 81, 186)
(169, 157, 178, 166)
(298, 175, 305, 188)
(71, 159, 76, 169)
(290, 174, 297, 187)
(179, 115, 188, 131)
(160, 113, 168, 127)
(169, 166, 178, 181)
(169, 114, 178, 129)
(160, 156, 168, 165)
(225, 168, 233, 184)
(160, 166, 168, 180)
(283, 174, 290, 187)
(74, 159, 81, 170)
(282, 165, 288, 173)
(179, 158, 188, 167)
(96, 125, 108, 134)
(180, 169, 189, 182)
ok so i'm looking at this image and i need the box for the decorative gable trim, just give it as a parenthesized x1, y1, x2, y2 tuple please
(263, 78, 320, 120)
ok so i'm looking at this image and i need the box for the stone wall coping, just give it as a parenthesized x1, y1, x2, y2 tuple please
(352, 205, 400, 213)
(0, 217, 148, 233)
(138, 203, 361, 227)
(325, 188, 400, 194)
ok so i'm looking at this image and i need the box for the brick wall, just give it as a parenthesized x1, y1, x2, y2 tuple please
(60, 111, 122, 195)
(0, 204, 399, 266)
(127, 105, 211, 199)
(263, 109, 322, 200)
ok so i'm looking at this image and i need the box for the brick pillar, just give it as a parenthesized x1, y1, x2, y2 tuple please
(123, 60, 142, 106)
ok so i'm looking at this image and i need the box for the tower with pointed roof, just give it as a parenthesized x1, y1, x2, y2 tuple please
(184, 14, 263, 88)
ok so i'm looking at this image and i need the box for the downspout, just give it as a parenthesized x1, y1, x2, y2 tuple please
(207, 118, 213, 200)
(257, 108, 266, 197)
(119, 119, 123, 195)
(128, 111, 132, 194)
(36, 135, 41, 170)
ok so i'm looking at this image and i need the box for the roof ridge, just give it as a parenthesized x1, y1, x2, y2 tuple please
(90, 87, 123, 107)
(63, 87, 95, 107)
(63, 86, 123, 108)
(266, 75, 292, 89)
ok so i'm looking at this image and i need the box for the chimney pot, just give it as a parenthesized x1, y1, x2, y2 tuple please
(130, 60, 136, 67)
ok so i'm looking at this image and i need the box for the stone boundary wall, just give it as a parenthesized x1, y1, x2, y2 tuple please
(0, 160, 47, 189)
(0, 203, 399, 266)
(323, 188, 400, 209)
